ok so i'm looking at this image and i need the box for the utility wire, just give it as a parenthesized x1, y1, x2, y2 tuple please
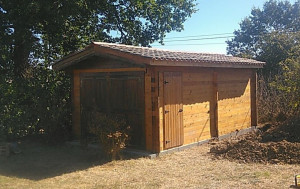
(161, 30, 300, 42)
(163, 32, 233, 40)
(152, 42, 226, 47)
(163, 35, 234, 43)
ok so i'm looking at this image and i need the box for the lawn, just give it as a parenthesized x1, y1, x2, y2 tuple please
(0, 141, 299, 189)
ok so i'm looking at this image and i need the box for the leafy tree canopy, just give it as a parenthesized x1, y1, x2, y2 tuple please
(226, 0, 300, 74)
(0, 0, 196, 76)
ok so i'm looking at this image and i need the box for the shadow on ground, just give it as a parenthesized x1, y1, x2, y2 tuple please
(0, 141, 119, 180)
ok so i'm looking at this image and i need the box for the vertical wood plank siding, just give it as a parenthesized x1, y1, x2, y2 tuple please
(73, 68, 146, 147)
(163, 72, 184, 149)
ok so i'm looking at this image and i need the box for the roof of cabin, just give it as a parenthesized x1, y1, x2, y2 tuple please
(53, 42, 265, 70)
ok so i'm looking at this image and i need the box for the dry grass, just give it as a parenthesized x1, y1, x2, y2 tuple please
(0, 141, 299, 189)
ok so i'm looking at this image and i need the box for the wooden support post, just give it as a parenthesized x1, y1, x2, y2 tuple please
(73, 70, 81, 138)
(210, 70, 219, 137)
(158, 72, 164, 152)
(145, 69, 153, 151)
(250, 70, 258, 126)
(151, 70, 160, 153)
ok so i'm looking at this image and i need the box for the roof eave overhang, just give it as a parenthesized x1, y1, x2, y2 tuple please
(52, 43, 152, 71)
(149, 60, 264, 69)
(52, 44, 95, 71)
(53, 42, 265, 71)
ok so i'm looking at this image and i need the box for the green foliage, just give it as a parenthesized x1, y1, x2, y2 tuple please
(0, 67, 71, 143)
(274, 46, 300, 110)
(0, 0, 196, 76)
(227, 0, 300, 74)
(257, 45, 300, 122)
(227, 0, 300, 122)
(258, 75, 293, 123)
(88, 112, 131, 160)
(0, 0, 196, 144)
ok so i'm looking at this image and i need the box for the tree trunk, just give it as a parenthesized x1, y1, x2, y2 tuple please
(12, 28, 31, 77)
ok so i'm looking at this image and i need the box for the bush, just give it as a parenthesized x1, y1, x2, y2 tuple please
(257, 75, 290, 123)
(258, 57, 300, 123)
(88, 112, 131, 160)
(0, 66, 71, 143)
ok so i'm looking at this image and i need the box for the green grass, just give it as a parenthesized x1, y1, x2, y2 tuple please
(254, 171, 271, 178)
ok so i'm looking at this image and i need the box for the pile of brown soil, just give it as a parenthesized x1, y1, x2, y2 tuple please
(210, 118, 300, 164)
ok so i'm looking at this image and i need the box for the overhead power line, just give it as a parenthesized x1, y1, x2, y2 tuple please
(163, 32, 233, 40)
(152, 42, 226, 47)
(163, 35, 234, 43)
(161, 30, 300, 42)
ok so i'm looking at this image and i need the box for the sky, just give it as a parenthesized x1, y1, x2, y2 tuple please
(151, 0, 297, 54)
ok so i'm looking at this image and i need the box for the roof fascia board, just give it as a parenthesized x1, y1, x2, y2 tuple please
(150, 60, 264, 69)
(52, 45, 95, 70)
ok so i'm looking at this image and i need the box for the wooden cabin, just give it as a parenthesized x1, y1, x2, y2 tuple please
(53, 42, 265, 153)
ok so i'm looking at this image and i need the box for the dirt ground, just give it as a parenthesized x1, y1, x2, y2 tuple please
(210, 119, 300, 164)
(0, 138, 299, 189)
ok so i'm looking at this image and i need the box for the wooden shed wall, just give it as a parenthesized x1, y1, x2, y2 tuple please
(182, 70, 212, 144)
(70, 56, 146, 143)
(152, 67, 254, 152)
(71, 60, 256, 153)
(217, 69, 252, 135)
(72, 68, 146, 137)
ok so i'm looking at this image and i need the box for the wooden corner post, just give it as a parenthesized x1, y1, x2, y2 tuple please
(250, 70, 258, 126)
(73, 70, 81, 138)
(151, 70, 161, 153)
(158, 72, 165, 152)
(144, 68, 153, 151)
(210, 70, 219, 137)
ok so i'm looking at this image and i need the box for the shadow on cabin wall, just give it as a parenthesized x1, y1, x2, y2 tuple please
(80, 71, 146, 150)
(216, 69, 252, 135)
(178, 68, 251, 140)
(182, 68, 251, 105)
(217, 69, 251, 101)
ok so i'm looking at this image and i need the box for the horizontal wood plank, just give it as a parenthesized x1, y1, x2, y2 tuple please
(217, 69, 251, 135)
